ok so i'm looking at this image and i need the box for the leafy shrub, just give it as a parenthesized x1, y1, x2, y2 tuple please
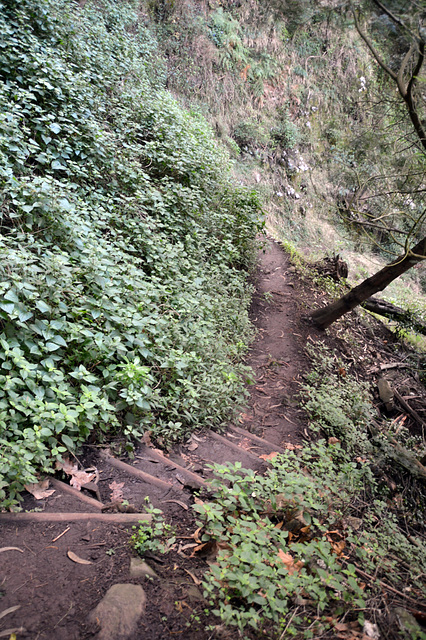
(270, 108, 301, 149)
(194, 452, 369, 637)
(194, 345, 426, 637)
(232, 120, 271, 151)
(0, 0, 262, 507)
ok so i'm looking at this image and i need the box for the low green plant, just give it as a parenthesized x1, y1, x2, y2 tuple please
(0, 0, 263, 507)
(193, 455, 368, 637)
(131, 500, 175, 555)
(192, 343, 426, 637)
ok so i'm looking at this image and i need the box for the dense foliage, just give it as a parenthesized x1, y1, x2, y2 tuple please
(194, 346, 426, 637)
(0, 0, 262, 507)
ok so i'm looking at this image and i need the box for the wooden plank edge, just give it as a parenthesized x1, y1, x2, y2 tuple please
(0, 512, 152, 523)
(50, 478, 104, 510)
(101, 453, 176, 491)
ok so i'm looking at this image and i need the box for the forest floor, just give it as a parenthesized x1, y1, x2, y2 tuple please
(1, 238, 425, 640)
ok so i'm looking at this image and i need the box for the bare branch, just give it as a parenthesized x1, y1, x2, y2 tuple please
(352, 7, 397, 81)
(371, 0, 420, 42)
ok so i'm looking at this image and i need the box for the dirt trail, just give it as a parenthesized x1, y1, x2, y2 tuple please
(0, 239, 337, 639)
(242, 237, 310, 446)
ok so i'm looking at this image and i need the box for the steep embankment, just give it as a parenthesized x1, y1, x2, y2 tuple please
(0, 0, 262, 508)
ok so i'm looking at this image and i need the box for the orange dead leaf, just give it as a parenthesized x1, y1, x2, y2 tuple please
(240, 64, 250, 81)
(109, 481, 124, 502)
(277, 549, 303, 575)
(331, 540, 346, 556)
(192, 526, 203, 543)
(259, 451, 279, 461)
(24, 479, 55, 500)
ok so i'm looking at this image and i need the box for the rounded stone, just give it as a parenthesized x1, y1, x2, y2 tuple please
(88, 583, 146, 640)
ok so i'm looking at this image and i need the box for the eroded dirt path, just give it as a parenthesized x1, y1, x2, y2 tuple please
(0, 239, 325, 639)
(241, 237, 310, 447)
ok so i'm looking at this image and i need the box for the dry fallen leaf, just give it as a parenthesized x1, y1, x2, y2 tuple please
(331, 540, 346, 557)
(56, 458, 97, 491)
(187, 441, 199, 451)
(55, 457, 76, 475)
(141, 430, 152, 447)
(67, 550, 92, 565)
(24, 478, 55, 500)
(334, 622, 350, 632)
(277, 548, 303, 575)
(259, 451, 279, 461)
(0, 605, 21, 621)
(193, 497, 204, 506)
(328, 437, 341, 446)
(69, 469, 96, 491)
(284, 443, 303, 450)
(164, 499, 189, 511)
(184, 569, 202, 585)
(109, 480, 124, 502)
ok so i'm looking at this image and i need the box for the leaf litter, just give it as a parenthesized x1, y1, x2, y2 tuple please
(56, 458, 97, 491)
(24, 479, 55, 500)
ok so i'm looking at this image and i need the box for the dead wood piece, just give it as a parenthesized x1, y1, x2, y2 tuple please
(354, 565, 425, 608)
(367, 362, 412, 374)
(362, 297, 426, 336)
(101, 453, 175, 491)
(314, 254, 349, 281)
(393, 389, 426, 431)
(208, 431, 263, 462)
(229, 424, 285, 453)
(0, 512, 152, 523)
(50, 478, 104, 510)
(370, 422, 426, 482)
(140, 447, 209, 488)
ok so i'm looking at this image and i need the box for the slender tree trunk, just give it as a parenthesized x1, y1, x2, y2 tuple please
(309, 236, 426, 329)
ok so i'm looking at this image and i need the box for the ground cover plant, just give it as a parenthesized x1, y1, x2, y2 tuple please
(193, 345, 426, 639)
(0, 0, 262, 508)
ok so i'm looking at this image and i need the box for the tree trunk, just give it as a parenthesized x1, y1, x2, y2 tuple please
(362, 297, 426, 336)
(309, 236, 426, 329)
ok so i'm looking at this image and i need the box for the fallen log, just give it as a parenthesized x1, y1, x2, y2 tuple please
(370, 421, 426, 482)
(139, 445, 209, 488)
(362, 297, 426, 336)
(101, 452, 175, 491)
(393, 389, 426, 433)
(0, 512, 152, 523)
(50, 478, 104, 510)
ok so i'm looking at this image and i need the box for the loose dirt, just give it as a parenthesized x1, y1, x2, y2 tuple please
(1, 237, 425, 639)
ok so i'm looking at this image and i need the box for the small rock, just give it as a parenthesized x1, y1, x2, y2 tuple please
(129, 557, 158, 579)
(378, 377, 394, 411)
(394, 607, 422, 638)
(345, 516, 362, 530)
(364, 620, 380, 639)
(88, 583, 146, 640)
(186, 585, 204, 602)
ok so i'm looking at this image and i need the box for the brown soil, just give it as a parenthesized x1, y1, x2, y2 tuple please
(1, 237, 425, 639)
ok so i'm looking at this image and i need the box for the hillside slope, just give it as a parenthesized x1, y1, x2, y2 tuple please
(0, 0, 262, 507)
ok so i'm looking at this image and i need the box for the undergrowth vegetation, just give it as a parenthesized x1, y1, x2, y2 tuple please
(193, 345, 426, 638)
(0, 0, 262, 508)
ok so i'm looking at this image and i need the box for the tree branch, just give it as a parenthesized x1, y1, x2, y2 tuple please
(352, 7, 397, 81)
(371, 0, 420, 42)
